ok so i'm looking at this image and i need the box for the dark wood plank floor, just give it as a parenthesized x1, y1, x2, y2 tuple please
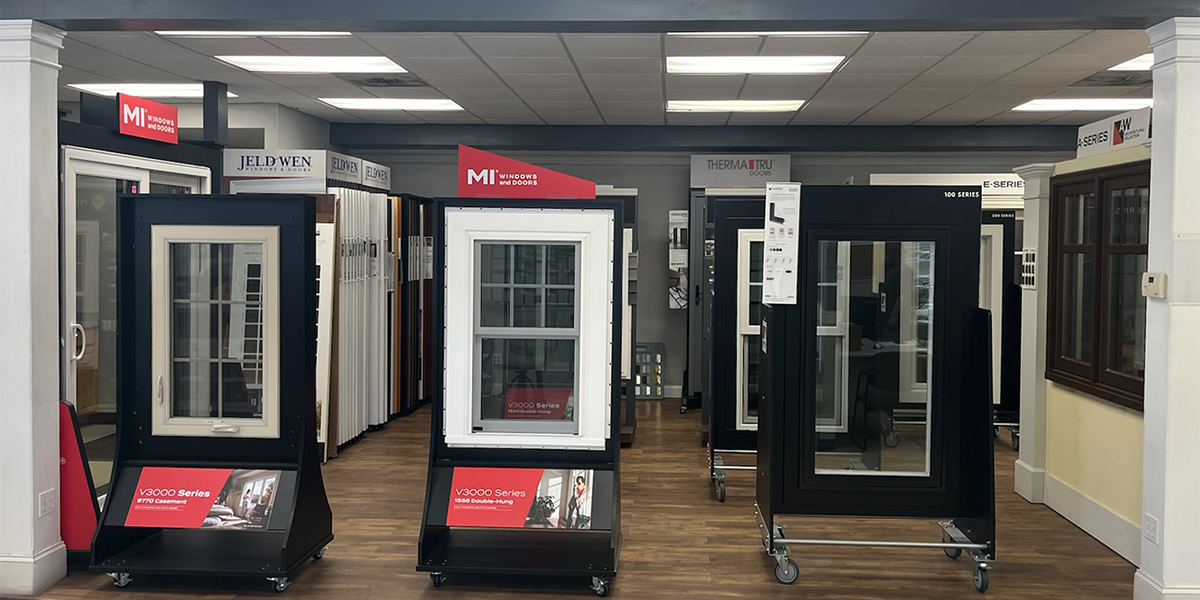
(42, 401, 1134, 599)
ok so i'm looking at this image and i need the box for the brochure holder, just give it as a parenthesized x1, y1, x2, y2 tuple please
(91, 194, 332, 593)
(755, 186, 997, 593)
(418, 198, 623, 597)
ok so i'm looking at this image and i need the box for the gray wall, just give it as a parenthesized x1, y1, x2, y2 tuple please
(355, 148, 1073, 395)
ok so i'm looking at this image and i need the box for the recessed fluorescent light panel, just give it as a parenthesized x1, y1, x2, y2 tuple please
(667, 31, 868, 37)
(667, 56, 844, 74)
(1012, 98, 1153, 112)
(67, 83, 238, 98)
(320, 98, 464, 111)
(216, 56, 406, 74)
(667, 100, 804, 112)
(157, 31, 352, 37)
(1110, 53, 1154, 71)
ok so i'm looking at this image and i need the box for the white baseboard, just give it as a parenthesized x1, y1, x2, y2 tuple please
(1044, 473, 1140, 565)
(1134, 570, 1200, 600)
(665, 384, 683, 399)
(0, 542, 66, 598)
(1014, 459, 1046, 503)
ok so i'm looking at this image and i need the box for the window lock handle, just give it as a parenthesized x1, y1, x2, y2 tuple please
(211, 423, 240, 434)
(156, 375, 164, 404)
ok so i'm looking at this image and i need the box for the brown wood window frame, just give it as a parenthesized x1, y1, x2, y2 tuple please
(1046, 161, 1149, 411)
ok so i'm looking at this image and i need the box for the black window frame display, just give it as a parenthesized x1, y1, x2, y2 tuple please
(981, 210, 1022, 449)
(418, 198, 623, 597)
(91, 194, 333, 594)
(755, 186, 996, 593)
(708, 197, 765, 502)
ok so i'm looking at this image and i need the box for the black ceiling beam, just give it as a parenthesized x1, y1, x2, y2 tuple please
(329, 124, 1078, 153)
(3, 0, 1194, 31)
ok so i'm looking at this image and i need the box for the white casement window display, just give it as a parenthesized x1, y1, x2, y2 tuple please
(443, 207, 614, 450)
(815, 241, 851, 433)
(150, 225, 281, 438)
(735, 229, 764, 430)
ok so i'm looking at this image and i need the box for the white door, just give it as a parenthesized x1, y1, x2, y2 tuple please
(979, 224, 1005, 405)
(62, 146, 209, 493)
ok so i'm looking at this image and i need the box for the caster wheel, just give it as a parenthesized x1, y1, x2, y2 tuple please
(884, 431, 900, 448)
(1011, 433, 1020, 452)
(943, 533, 961, 559)
(110, 572, 132, 588)
(431, 573, 446, 588)
(774, 558, 799, 584)
(993, 426, 1001, 438)
(973, 568, 989, 593)
(591, 577, 610, 597)
(313, 547, 326, 560)
(715, 480, 726, 502)
(272, 577, 291, 593)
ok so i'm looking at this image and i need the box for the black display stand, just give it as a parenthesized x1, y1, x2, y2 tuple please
(708, 198, 765, 501)
(755, 186, 996, 593)
(418, 198, 623, 596)
(91, 194, 333, 593)
(982, 210, 1022, 450)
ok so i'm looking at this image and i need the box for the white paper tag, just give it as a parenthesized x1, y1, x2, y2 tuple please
(762, 182, 801, 305)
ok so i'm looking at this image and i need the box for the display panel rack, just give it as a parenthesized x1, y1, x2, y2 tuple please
(418, 198, 623, 596)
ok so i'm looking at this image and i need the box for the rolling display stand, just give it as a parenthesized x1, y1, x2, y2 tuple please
(708, 198, 765, 502)
(418, 198, 623, 596)
(755, 186, 996, 593)
(91, 194, 333, 593)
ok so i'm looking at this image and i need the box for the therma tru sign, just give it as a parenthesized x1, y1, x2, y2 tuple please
(705, 157, 777, 177)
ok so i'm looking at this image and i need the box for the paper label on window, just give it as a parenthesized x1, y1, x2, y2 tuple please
(762, 182, 801, 305)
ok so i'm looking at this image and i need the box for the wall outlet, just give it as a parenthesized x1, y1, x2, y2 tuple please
(38, 489, 56, 517)
(1143, 513, 1160, 545)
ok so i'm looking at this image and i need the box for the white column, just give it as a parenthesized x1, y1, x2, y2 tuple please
(1135, 16, 1200, 600)
(1012, 163, 1055, 504)
(0, 20, 67, 597)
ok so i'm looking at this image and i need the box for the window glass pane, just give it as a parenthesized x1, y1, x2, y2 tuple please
(479, 243, 576, 330)
(513, 288, 544, 327)
(546, 245, 576, 285)
(1107, 254, 1148, 379)
(743, 335, 760, 421)
(1062, 192, 1096, 245)
(817, 241, 840, 327)
(513, 245, 544, 284)
(172, 361, 218, 418)
(479, 338, 576, 424)
(545, 289, 576, 328)
(1061, 253, 1094, 363)
(480, 287, 510, 327)
(749, 284, 762, 327)
(172, 303, 221, 358)
(749, 241, 764, 284)
(480, 244, 511, 284)
(1110, 186, 1150, 245)
(815, 335, 842, 422)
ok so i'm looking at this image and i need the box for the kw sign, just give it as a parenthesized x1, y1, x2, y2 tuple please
(1077, 107, 1151, 159)
(118, 94, 178, 144)
(458, 145, 595, 199)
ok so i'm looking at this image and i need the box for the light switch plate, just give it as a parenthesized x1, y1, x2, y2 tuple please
(1144, 513, 1160, 545)
(1142, 272, 1167, 299)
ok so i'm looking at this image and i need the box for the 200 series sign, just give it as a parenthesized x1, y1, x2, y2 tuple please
(118, 94, 178, 144)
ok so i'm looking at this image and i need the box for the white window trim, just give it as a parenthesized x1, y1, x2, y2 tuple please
(150, 225, 281, 439)
(735, 229, 763, 431)
(815, 241, 851, 434)
(444, 207, 614, 451)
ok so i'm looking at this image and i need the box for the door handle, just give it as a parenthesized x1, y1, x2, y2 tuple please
(156, 375, 164, 404)
(71, 323, 86, 361)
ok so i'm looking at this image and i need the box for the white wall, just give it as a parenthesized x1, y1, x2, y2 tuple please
(354, 148, 1073, 392)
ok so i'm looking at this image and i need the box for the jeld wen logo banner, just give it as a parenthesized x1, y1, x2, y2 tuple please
(458, 145, 595, 199)
(118, 94, 178, 144)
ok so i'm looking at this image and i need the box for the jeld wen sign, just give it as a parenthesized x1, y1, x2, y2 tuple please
(118, 94, 178, 144)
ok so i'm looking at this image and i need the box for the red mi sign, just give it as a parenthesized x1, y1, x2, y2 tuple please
(118, 94, 179, 144)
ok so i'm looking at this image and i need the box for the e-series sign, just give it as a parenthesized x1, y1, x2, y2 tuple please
(690, 154, 791, 188)
(1077, 108, 1152, 159)
(869, 173, 1024, 197)
(117, 94, 178, 144)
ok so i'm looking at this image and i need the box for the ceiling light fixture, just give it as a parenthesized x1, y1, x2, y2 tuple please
(667, 31, 868, 37)
(67, 83, 238, 98)
(667, 55, 844, 74)
(319, 98, 464, 111)
(156, 31, 353, 37)
(1109, 53, 1154, 71)
(667, 100, 804, 112)
(1012, 98, 1152, 112)
(216, 55, 406, 74)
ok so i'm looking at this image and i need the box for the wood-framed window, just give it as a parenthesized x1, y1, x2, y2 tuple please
(1046, 161, 1149, 411)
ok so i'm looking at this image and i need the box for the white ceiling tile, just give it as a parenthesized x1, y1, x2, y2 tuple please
(537, 111, 605, 125)
(989, 70, 1094, 88)
(1054, 30, 1150, 57)
(415, 112, 484, 124)
(664, 37, 763, 56)
(666, 88, 748, 100)
(601, 111, 665, 125)
(438, 87, 523, 102)
(525, 100, 597, 112)
(456, 99, 531, 112)
(158, 36, 287, 56)
(977, 112, 1062, 125)
(726, 112, 795, 125)
(580, 73, 663, 90)
(461, 34, 565, 57)
(500, 73, 585, 89)
(1122, 86, 1153, 98)
(58, 65, 118, 84)
(595, 100, 664, 113)
(738, 87, 822, 101)
(481, 115, 545, 124)
(348, 111, 427, 123)
(809, 87, 895, 104)
(397, 57, 492, 75)
(260, 36, 380, 56)
(573, 57, 662, 74)
(589, 86, 664, 102)
(789, 114, 855, 125)
(1019, 54, 1117, 73)
(361, 87, 450, 99)
(514, 87, 592, 102)
(562, 34, 661, 58)
(851, 113, 920, 125)
(1042, 87, 1147, 99)
(1039, 111, 1116, 126)
(485, 56, 576, 74)
(134, 56, 269, 84)
(838, 56, 942, 74)
(759, 35, 866, 56)
(222, 84, 312, 102)
(854, 32, 978, 57)
(952, 31, 1089, 57)
(289, 86, 377, 99)
(666, 112, 731, 125)
(415, 72, 505, 88)
(912, 113, 985, 125)
(905, 72, 1003, 88)
(925, 55, 1037, 75)
(357, 33, 477, 59)
(740, 74, 828, 94)
(252, 73, 350, 87)
(69, 32, 196, 57)
(921, 88, 1043, 118)
(665, 74, 745, 90)
(821, 72, 914, 89)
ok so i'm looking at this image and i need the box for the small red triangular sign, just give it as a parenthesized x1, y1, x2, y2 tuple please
(458, 145, 595, 199)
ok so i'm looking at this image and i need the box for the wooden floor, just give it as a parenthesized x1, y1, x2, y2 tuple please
(42, 401, 1134, 600)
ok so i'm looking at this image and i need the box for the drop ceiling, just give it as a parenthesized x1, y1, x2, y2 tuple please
(57, 30, 1152, 127)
